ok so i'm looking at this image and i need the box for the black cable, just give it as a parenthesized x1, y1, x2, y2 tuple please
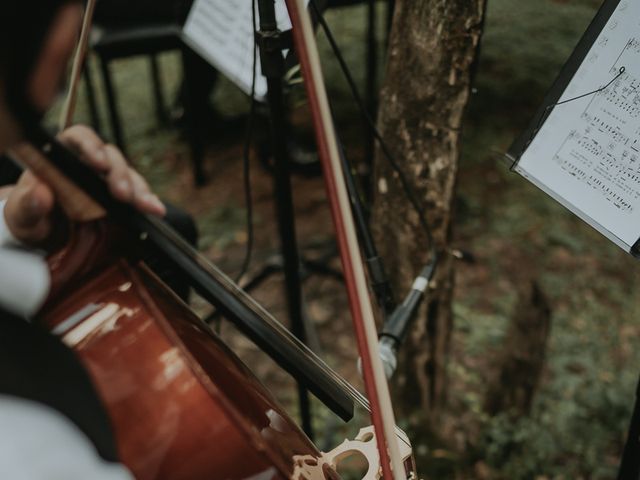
(513, 66, 626, 170)
(235, 0, 259, 284)
(309, 0, 438, 267)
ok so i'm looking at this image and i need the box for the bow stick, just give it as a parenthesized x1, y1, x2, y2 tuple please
(58, 0, 98, 131)
(283, 1, 406, 478)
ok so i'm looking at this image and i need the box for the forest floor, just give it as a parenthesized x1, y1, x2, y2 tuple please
(50, 0, 640, 478)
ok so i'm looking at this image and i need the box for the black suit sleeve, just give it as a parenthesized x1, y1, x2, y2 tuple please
(0, 154, 23, 187)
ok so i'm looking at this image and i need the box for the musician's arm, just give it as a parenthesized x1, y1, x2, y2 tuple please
(0, 395, 133, 479)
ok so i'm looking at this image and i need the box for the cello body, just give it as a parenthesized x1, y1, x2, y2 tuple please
(37, 220, 338, 480)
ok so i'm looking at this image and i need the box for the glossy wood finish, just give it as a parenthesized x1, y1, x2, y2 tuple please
(38, 221, 336, 480)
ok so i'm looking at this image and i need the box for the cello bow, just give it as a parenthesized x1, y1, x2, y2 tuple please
(58, 0, 97, 131)
(283, 1, 407, 479)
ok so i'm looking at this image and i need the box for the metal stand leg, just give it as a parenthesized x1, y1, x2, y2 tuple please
(99, 56, 127, 154)
(150, 54, 168, 126)
(83, 60, 103, 135)
(180, 47, 207, 186)
(257, 0, 313, 439)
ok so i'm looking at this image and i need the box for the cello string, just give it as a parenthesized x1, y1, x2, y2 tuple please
(235, 0, 259, 283)
(59, 0, 98, 131)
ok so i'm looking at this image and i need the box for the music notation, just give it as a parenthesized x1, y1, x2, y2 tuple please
(553, 39, 640, 215)
(514, 0, 640, 249)
(182, 0, 308, 99)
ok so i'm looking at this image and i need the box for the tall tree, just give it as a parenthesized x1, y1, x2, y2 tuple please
(373, 0, 486, 424)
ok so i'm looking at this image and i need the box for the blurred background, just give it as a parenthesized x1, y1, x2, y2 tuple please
(47, 0, 640, 477)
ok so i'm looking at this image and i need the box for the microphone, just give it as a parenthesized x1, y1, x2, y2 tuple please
(377, 262, 436, 379)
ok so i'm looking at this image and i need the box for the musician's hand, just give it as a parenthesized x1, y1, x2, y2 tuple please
(3, 125, 166, 245)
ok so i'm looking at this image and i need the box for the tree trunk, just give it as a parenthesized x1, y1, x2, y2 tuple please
(372, 0, 486, 423)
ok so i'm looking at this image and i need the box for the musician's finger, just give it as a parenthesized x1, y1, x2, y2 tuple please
(57, 125, 109, 171)
(103, 144, 134, 202)
(57, 125, 164, 216)
(130, 170, 166, 216)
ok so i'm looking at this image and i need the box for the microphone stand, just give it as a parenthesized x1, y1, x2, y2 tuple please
(255, 0, 314, 439)
(335, 136, 395, 316)
(377, 261, 436, 379)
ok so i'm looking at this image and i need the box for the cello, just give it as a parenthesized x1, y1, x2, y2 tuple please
(9, 0, 419, 478)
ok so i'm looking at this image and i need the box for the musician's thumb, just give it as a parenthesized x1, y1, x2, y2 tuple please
(4, 172, 55, 245)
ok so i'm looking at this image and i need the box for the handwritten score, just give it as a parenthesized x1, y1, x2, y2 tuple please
(516, 1, 640, 250)
(182, 0, 300, 99)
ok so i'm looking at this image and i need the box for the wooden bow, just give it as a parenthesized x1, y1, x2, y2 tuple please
(283, 1, 406, 479)
(58, 0, 97, 131)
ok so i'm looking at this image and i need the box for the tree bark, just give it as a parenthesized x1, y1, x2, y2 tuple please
(373, 0, 486, 422)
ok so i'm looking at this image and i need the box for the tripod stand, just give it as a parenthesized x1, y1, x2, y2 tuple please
(254, 0, 321, 440)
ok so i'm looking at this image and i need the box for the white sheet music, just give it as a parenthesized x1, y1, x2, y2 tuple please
(182, 0, 300, 100)
(516, 1, 640, 250)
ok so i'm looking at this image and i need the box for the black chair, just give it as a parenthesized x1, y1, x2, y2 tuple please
(82, 0, 392, 186)
(84, 23, 207, 184)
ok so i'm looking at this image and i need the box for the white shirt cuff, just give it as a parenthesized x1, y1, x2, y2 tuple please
(0, 395, 135, 480)
(0, 199, 50, 317)
(0, 250, 51, 318)
(0, 199, 21, 247)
